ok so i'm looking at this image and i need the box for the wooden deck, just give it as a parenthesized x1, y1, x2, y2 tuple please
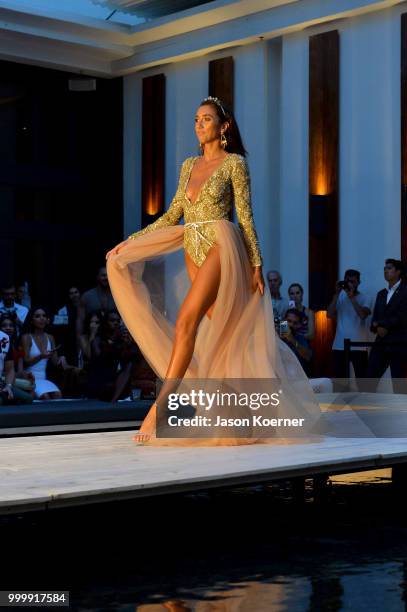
(1, 422, 406, 515)
(1, 392, 406, 515)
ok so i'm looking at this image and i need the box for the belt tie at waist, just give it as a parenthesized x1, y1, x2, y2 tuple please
(184, 220, 218, 260)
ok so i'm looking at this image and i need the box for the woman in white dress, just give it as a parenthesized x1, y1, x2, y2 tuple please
(21, 307, 69, 399)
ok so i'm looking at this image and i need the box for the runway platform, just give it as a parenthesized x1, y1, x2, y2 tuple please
(1, 392, 406, 516)
(0, 398, 150, 436)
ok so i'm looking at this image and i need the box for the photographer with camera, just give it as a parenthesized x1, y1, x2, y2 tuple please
(279, 309, 313, 376)
(327, 269, 371, 381)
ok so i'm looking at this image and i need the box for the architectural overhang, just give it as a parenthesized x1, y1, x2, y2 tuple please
(0, 0, 405, 77)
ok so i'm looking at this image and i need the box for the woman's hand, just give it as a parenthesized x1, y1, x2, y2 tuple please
(281, 327, 294, 344)
(252, 266, 265, 295)
(21, 372, 35, 382)
(57, 356, 69, 370)
(376, 326, 388, 338)
(106, 239, 130, 260)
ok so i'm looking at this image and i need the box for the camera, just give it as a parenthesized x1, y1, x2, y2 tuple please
(338, 280, 352, 292)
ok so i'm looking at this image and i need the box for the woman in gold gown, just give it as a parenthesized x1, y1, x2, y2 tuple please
(106, 97, 323, 446)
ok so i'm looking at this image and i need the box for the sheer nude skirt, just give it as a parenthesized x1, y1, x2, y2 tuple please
(106, 220, 324, 446)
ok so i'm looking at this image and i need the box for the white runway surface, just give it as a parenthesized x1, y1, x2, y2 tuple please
(1, 392, 407, 515)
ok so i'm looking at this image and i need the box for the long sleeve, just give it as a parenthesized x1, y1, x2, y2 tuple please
(128, 162, 186, 240)
(377, 291, 407, 332)
(370, 293, 381, 332)
(231, 156, 263, 267)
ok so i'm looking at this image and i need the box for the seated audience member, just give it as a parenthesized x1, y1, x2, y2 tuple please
(110, 327, 157, 402)
(76, 267, 116, 340)
(0, 314, 35, 396)
(0, 283, 29, 328)
(78, 312, 101, 367)
(54, 286, 81, 366)
(279, 308, 313, 376)
(267, 270, 289, 321)
(16, 282, 31, 309)
(87, 310, 124, 401)
(21, 307, 71, 400)
(287, 283, 315, 341)
(54, 287, 81, 323)
(365, 258, 407, 393)
(0, 329, 32, 405)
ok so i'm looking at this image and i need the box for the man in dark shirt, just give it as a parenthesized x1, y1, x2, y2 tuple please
(366, 259, 407, 393)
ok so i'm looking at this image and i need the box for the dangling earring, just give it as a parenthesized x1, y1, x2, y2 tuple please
(199, 142, 204, 154)
(220, 132, 227, 149)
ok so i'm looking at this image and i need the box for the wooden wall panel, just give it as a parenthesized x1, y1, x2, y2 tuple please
(309, 30, 339, 377)
(208, 57, 234, 109)
(142, 73, 165, 228)
(309, 31, 339, 313)
(401, 14, 407, 260)
(209, 57, 234, 220)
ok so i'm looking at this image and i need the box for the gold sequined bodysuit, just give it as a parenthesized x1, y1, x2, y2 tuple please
(129, 153, 263, 268)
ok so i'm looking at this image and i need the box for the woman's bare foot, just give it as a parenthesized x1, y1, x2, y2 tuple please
(133, 403, 157, 444)
(133, 431, 152, 443)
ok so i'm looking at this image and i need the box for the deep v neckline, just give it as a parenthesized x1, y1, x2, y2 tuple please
(184, 154, 230, 205)
(31, 334, 49, 353)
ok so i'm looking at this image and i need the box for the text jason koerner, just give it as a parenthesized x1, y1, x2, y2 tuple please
(167, 415, 305, 427)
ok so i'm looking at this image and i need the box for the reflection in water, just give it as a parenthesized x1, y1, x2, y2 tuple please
(2, 469, 407, 611)
(138, 581, 308, 612)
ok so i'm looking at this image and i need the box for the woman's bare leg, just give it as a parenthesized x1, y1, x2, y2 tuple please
(134, 246, 221, 442)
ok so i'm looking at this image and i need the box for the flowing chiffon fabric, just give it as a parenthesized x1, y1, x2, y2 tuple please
(107, 220, 324, 446)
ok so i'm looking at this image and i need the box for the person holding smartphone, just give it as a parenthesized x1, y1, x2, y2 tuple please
(279, 309, 313, 376)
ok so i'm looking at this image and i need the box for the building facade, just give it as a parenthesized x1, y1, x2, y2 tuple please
(0, 0, 406, 307)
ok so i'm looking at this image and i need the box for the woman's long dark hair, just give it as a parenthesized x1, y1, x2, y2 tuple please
(21, 307, 51, 335)
(199, 97, 247, 157)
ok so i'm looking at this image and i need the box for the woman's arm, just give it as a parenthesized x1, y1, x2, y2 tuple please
(79, 335, 91, 361)
(48, 335, 69, 369)
(91, 336, 102, 359)
(107, 162, 188, 260)
(231, 156, 263, 268)
(21, 334, 44, 367)
(128, 160, 189, 240)
(128, 196, 184, 240)
(16, 354, 25, 377)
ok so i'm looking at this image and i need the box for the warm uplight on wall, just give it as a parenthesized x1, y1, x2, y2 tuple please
(142, 73, 165, 227)
(314, 310, 335, 351)
(311, 310, 335, 377)
(145, 193, 160, 216)
(310, 148, 331, 196)
(315, 310, 329, 334)
(312, 170, 330, 196)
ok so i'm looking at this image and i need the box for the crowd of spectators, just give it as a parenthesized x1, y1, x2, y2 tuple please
(0, 268, 156, 405)
(270, 258, 407, 390)
(2, 258, 406, 405)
